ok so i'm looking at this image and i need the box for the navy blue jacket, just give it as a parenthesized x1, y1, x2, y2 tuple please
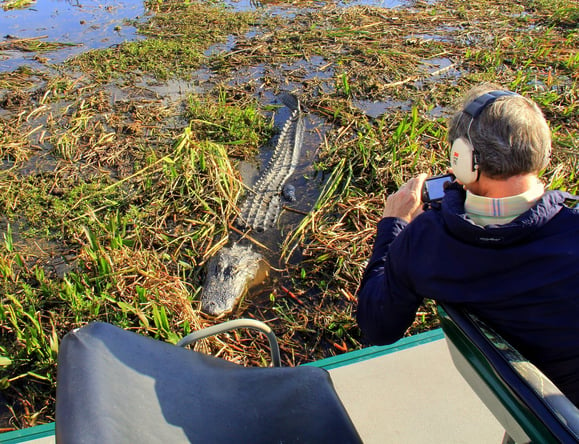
(357, 183, 579, 405)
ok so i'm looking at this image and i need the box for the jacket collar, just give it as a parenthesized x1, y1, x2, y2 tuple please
(441, 182, 576, 247)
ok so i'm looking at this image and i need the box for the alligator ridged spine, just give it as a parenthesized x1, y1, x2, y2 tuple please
(237, 100, 304, 232)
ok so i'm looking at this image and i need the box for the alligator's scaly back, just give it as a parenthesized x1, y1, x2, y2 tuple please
(201, 94, 305, 316)
(237, 94, 304, 232)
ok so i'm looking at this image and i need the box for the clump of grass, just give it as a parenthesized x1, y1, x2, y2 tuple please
(0, 119, 32, 164)
(0, 66, 47, 91)
(187, 89, 274, 157)
(72, 39, 205, 81)
(0, 36, 79, 53)
(527, 0, 579, 28)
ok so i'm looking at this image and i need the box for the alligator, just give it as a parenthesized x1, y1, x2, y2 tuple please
(201, 94, 305, 316)
(237, 93, 304, 233)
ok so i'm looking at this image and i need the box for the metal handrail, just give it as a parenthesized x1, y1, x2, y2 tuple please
(177, 319, 281, 367)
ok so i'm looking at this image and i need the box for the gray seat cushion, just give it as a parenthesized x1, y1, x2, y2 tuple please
(56, 322, 361, 444)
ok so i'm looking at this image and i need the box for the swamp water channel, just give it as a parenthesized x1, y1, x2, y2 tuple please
(1, 0, 578, 429)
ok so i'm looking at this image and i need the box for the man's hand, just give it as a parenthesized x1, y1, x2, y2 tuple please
(382, 173, 428, 222)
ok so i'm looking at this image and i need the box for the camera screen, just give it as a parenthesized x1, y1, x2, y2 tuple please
(422, 174, 454, 202)
(427, 177, 449, 200)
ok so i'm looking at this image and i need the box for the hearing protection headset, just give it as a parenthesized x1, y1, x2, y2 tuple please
(450, 90, 518, 185)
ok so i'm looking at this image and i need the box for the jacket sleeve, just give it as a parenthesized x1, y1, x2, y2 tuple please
(356, 217, 425, 345)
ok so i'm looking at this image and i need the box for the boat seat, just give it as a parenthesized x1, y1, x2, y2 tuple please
(438, 303, 579, 443)
(55, 320, 361, 444)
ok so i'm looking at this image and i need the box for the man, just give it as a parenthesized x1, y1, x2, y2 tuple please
(356, 84, 579, 406)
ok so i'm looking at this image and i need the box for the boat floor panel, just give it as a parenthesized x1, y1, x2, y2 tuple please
(329, 339, 504, 443)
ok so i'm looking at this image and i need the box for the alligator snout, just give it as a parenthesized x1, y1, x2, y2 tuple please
(201, 243, 265, 316)
(201, 299, 227, 317)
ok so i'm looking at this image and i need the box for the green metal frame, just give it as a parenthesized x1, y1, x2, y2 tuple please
(0, 423, 55, 444)
(307, 328, 444, 370)
(438, 303, 579, 443)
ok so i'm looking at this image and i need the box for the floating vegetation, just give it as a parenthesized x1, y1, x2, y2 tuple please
(0, 36, 79, 54)
(187, 90, 274, 157)
(0, 0, 577, 430)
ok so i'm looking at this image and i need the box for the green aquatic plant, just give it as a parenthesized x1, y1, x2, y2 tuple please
(187, 90, 274, 156)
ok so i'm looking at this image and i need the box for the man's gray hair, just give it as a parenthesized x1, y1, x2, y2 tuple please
(448, 84, 551, 179)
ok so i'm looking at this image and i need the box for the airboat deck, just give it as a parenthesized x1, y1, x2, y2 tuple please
(315, 330, 504, 442)
(0, 328, 504, 444)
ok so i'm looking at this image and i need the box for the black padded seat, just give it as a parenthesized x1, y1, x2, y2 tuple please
(55, 322, 361, 444)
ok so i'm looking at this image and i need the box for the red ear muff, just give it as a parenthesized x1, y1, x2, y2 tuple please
(450, 137, 479, 185)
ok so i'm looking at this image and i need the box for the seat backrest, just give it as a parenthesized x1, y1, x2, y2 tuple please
(438, 303, 579, 443)
(55, 322, 361, 444)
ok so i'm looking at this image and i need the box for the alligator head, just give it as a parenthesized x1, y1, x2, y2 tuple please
(201, 243, 266, 316)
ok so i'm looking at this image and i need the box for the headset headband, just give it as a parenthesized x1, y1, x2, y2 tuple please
(463, 90, 518, 119)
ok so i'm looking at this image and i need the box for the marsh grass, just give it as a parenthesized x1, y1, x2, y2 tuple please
(187, 89, 275, 157)
(0, 0, 578, 429)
